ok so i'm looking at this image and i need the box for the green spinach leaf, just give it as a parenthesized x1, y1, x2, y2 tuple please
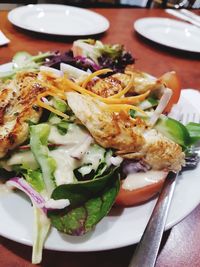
(48, 167, 119, 235)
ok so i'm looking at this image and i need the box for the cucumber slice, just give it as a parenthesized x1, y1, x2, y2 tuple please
(186, 122, 200, 145)
(155, 115, 190, 147)
(13, 51, 32, 68)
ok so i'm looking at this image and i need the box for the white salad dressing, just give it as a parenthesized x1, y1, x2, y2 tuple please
(48, 123, 106, 185)
(2, 122, 113, 194)
(50, 143, 109, 185)
(78, 145, 108, 176)
(50, 147, 79, 185)
(70, 135, 94, 160)
(48, 124, 89, 146)
(122, 170, 166, 191)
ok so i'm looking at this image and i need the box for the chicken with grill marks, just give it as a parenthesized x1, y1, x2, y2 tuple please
(67, 92, 185, 172)
(0, 71, 47, 158)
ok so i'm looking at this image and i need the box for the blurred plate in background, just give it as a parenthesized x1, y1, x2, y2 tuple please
(8, 4, 110, 36)
(134, 17, 200, 53)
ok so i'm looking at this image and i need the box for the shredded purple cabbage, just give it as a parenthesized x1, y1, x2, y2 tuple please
(44, 49, 134, 73)
(98, 51, 134, 73)
(44, 51, 99, 72)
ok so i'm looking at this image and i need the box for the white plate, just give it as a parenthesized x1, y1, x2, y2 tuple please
(0, 62, 200, 252)
(134, 17, 200, 53)
(8, 4, 109, 36)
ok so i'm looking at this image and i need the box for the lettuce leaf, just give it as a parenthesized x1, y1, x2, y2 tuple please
(48, 167, 119, 235)
(32, 206, 50, 264)
(30, 124, 56, 196)
(24, 169, 45, 193)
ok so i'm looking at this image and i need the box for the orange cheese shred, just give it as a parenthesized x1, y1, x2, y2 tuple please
(102, 90, 150, 105)
(60, 77, 149, 105)
(37, 70, 148, 118)
(81, 68, 113, 88)
(102, 104, 147, 115)
(37, 91, 69, 119)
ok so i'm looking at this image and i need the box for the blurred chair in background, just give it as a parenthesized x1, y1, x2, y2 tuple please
(45, 0, 200, 8)
(147, 0, 199, 7)
(0, 0, 199, 8)
(0, 0, 37, 3)
(118, 0, 199, 7)
(0, 0, 38, 10)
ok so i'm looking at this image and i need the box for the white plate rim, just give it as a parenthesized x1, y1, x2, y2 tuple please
(134, 17, 200, 53)
(8, 4, 110, 36)
(0, 62, 200, 252)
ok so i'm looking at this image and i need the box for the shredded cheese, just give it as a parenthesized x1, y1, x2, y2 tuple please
(102, 90, 150, 105)
(102, 104, 147, 115)
(37, 92, 69, 119)
(37, 69, 148, 118)
(60, 78, 99, 96)
(39, 81, 66, 95)
(57, 76, 149, 105)
(81, 68, 113, 88)
(38, 90, 66, 101)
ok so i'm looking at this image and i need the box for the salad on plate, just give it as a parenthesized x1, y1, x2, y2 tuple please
(0, 39, 200, 264)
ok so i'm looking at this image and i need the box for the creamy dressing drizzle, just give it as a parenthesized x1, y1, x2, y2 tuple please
(2, 123, 111, 189)
(49, 124, 103, 185)
(50, 147, 79, 185)
(122, 170, 166, 191)
(48, 124, 89, 145)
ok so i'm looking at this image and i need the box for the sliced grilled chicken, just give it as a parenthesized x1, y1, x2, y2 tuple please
(86, 75, 124, 98)
(113, 71, 162, 95)
(86, 69, 163, 98)
(0, 71, 46, 158)
(67, 92, 185, 172)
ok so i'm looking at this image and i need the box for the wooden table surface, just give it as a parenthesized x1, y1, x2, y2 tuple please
(1, 7, 200, 267)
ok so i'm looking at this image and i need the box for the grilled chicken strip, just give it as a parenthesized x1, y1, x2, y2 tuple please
(67, 92, 185, 172)
(86, 75, 124, 98)
(0, 71, 46, 158)
(86, 69, 163, 97)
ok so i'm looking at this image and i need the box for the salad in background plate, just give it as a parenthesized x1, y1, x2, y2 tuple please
(0, 39, 200, 264)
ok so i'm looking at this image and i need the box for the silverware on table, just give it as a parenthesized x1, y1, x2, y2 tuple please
(166, 9, 200, 27)
(128, 112, 200, 267)
(179, 9, 200, 23)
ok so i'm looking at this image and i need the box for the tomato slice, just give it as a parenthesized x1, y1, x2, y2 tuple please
(115, 171, 168, 206)
(115, 180, 165, 206)
(159, 71, 181, 113)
